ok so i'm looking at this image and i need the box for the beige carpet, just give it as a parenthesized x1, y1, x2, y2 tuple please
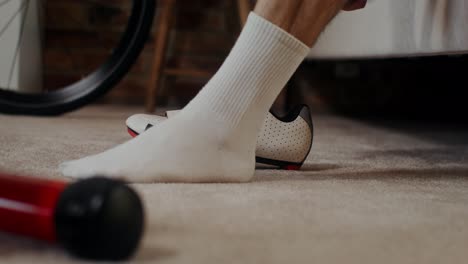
(1, 105, 468, 264)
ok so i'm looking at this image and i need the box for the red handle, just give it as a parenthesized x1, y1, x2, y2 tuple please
(0, 173, 67, 242)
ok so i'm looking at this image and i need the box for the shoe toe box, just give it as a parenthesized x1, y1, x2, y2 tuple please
(126, 114, 167, 134)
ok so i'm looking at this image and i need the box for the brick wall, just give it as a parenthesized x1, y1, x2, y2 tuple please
(44, 0, 241, 106)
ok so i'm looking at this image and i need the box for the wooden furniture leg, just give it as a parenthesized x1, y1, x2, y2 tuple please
(146, 0, 177, 113)
(146, 0, 252, 112)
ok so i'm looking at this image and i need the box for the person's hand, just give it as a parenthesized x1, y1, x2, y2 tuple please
(343, 0, 367, 11)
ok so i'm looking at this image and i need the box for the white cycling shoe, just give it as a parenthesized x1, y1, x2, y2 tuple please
(126, 105, 314, 170)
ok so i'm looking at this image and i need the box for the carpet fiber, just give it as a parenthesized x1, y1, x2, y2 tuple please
(1, 105, 468, 263)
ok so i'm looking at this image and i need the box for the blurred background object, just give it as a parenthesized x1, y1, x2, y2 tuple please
(144, 0, 251, 112)
(306, 0, 468, 121)
(43, 0, 144, 99)
(23, 0, 468, 121)
(0, 0, 42, 93)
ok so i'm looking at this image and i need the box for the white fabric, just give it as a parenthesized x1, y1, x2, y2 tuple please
(60, 13, 310, 183)
(165, 110, 179, 118)
(126, 110, 312, 164)
(127, 114, 166, 133)
(309, 0, 468, 59)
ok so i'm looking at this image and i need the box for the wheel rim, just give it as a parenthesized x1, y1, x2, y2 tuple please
(0, 0, 154, 115)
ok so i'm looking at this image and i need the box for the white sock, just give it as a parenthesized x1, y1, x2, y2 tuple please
(60, 13, 310, 183)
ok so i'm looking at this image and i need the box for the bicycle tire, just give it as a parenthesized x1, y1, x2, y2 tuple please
(0, 0, 155, 116)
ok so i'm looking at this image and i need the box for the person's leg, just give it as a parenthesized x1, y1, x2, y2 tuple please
(255, 0, 345, 46)
(254, 0, 366, 46)
(60, 0, 365, 183)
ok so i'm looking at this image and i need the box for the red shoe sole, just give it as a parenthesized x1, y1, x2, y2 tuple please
(282, 164, 302, 171)
(127, 127, 139, 138)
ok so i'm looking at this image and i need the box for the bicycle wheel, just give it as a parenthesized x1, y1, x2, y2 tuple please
(0, 0, 155, 115)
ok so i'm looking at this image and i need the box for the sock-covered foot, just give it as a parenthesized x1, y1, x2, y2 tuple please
(60, 13, 309, 183)
(61, 111, 255, 182)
